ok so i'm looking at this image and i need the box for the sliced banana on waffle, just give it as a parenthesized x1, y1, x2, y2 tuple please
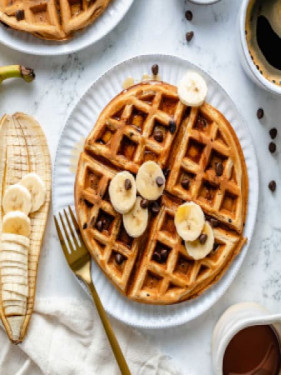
(178, 71, 208, 107)
(2, 211, 31, 237)
(3, 185, 32, 215)
(136, 161, 165, 201)
(19, 173, 46, 213)
(109, 171, 137, 214)
(185, 222, 215, 260)
(175, 202, 205, 241)
(123, 197, 148, 238)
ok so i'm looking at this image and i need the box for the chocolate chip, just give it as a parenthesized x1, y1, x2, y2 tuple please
(163, 168, 170, 179)
(156, 176, 164, 187)
(215, 162, 224, 176)
(154, 130, 163, 142)
(268, 180, 276, 192)
(151, 64, 159, 76)
(199, 234, 208, 244)
(115, 253, 124, 265)
(181, 239, 185, 246)
(160, 249, 168, 261)
(185, 10, 193, 21)
(124, 178, 132, 190)
(257, 108, 264, 119)
(151, 201, 160, 214)
(153, 251, 162, 263)
(102, 219, 108, 229)
(82, 223, 88, 230)
(196, 117, 207, 129)
(169, 120, 176, 134)
(269, 142, 276, 153)
(186, 31, 194, 42)
(269, 128, 277, 139)
(96, 220, 103, 231)
(228, 219, 232, 223)
(210, 218, 219, 228)
(181, 178, 190, 190)
(140, 199, 148, 209)
(15, 10, 24, 21)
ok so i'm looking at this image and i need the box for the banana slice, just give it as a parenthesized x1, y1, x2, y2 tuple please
(0, 251, 27, 264)
(5, 305, 26, 316)
(136, 161, 165, 200)
(2, 291, 26, 301)
(0, 242, 28, 255)
(3, 300, 26, 308)
(109, 171, 137, 214)
(19, 172, 46, 213)
(175, 202, 205, 241)
(123, 197, 148, 238)
(2, 211, 31, 237)
(0, 261, 27, 270)
(1, 267, 27, 277)
(184, 222, 214, 260)
(1, 233, 30, 248)
(177, 71, 208, 107)
(1, 275, 27, 285)
(2, 184, 32, 215)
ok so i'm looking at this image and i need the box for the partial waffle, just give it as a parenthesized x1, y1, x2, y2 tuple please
(0, 113, 51, 342)
(0, 0, 112, 40)
(75, 81, 248, 305)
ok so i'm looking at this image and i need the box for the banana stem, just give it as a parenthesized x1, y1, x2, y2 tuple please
(0, 65, 35, 84)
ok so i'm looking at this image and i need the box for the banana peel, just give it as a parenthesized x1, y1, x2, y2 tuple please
(0, 65, 35, 84)
(0, 113, 51, 344)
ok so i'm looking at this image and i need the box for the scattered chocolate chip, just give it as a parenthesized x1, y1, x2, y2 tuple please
(181, 178, 190, 190)
(151, 201, 160, 214)
(268, 180, 276, 192)
(124, 178, 132, 190)
(102, 219, 108, 229)
(160, 249, 168, 261)
(269, 142, 276, 153)
(257, 108, 264, 119)
(140, 199, 149, 209)
(186, 31, 194, 42)
(154, 130, 164, 142)
(115, 253, 124, 265)
(153, 251, 162, 263)
(185, 10, 193, 21)
(196, 117, 207, 129)
(210, 218, 219, 228)
(146, 293, 150, 297)
(15, 9, 24, 21)
(199, 234, 208, 244)
(96, 220, 103, 231)
(151, 64, 159, 76)
(228, 219, 232, 223)
(82, 223, 88, 230)
(269, 128, 277, 139)
(169, 120, 176, 134)
(215, 162, 224, 176)
(156, 176, 164, 187)
(163, 168, 170, 179)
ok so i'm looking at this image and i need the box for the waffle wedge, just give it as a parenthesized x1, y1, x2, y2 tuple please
(0, 0, 112, 41)
(0, 113, 51, 343)
(75, 81, 248, 305)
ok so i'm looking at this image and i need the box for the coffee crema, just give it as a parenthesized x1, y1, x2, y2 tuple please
(223, 325, 281, 375)
(245, 0, 281, 86)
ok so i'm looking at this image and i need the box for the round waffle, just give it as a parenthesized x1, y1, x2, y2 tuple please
(0, 0, 112, 40)
(75, 81, 248, 305)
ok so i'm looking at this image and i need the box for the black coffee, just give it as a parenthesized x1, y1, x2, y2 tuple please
(246, 0, 281, 86)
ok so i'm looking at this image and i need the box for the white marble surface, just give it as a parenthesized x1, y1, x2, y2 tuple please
(0, 0, 281, 374)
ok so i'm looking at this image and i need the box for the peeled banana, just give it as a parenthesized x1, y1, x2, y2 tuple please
(0, 65, 35, 84)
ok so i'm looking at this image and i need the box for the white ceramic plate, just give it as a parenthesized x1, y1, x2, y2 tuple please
(0, 0, 134, 56)
(53, 54, 259, 329)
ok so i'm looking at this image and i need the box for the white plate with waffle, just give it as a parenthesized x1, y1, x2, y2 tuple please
(0, 0, 134, 56)
(53, 54, 258, 328)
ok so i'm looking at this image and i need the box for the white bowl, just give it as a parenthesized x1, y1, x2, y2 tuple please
(212, 302, 281, 375)
(238, 0, 281, 95)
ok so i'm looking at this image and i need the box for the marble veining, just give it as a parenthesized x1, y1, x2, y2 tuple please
(0, 0, 281, 374)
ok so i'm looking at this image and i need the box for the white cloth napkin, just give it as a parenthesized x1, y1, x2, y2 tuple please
(0, 298, 180, 375)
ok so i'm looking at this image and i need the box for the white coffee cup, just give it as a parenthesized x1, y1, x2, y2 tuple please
(237, 0, 281, 95)
(212, 302, 281, 375)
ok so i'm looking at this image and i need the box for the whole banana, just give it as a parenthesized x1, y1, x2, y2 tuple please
(0, 65, 35, 84)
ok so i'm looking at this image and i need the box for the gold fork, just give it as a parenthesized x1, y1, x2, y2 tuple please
(54, 206, 131, 375)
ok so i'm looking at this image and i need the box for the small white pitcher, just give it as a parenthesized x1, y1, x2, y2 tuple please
(212, 302, 281, 375)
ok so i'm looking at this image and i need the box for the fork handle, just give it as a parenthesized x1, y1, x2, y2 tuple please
(85, 280, 131, 375)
